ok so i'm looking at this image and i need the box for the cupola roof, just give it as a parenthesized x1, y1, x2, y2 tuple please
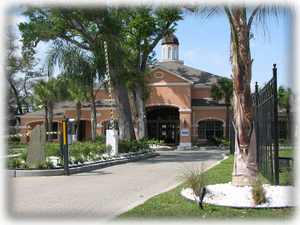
(162, 34, 179, 45)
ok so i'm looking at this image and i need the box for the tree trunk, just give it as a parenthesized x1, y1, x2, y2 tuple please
(132, 84, 148, 140)
(75, 102, 82, 141)
(225, 104, 230, 140)
(47, 102, 54, 143)
(228, 6, 259, 186)
(90, 91, 97, 143)
(44, 104, 48, 135)
(108, 41, 135, 141)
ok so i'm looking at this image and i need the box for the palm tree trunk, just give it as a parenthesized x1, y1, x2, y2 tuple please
(75, 102, 82, 141)
(225, 104, 230, 140)
(47, 102, 54, 143)
(44, 104, 48, 142)
(90, 91, 97, 143)
(226, 5, 259, 186)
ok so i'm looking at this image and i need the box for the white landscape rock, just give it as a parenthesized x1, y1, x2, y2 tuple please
(181, 182, 298, 208)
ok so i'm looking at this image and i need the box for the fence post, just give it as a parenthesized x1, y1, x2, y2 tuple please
(273, 64, 279, 185)
(255, 82, 259, 166)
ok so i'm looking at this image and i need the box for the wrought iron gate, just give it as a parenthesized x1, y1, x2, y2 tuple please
(254, 64, 279, 185)
(230, 64, 279, 185)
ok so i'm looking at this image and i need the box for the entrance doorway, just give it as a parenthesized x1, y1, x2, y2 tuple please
(147, 107, 179, 145)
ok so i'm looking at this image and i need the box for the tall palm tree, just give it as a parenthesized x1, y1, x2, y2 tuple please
(278, 85, 293, 140)
(44, 40, 103, 142)
(185, 2, 291, 186)
(31, 78, 67, 142)
(211, 77, 233, 140)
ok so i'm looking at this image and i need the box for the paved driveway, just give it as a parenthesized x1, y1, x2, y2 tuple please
(5, 149, 228, 223)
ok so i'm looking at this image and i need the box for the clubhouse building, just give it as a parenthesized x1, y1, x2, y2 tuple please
(19, 34, 228, 148)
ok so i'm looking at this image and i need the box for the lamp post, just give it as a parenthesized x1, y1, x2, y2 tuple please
(198, 187, 206, 210)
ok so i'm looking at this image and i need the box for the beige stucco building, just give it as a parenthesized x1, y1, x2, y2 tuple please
(19, 35, 228, 147)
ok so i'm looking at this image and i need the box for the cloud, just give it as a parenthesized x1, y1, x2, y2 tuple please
(6, 12, 26, 30)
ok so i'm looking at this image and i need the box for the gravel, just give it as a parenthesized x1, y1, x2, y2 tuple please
(181, 182, 298, 208)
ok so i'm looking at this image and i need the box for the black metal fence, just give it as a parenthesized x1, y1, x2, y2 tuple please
(230, 64, 279, 185)
(254, 64, 279, 185)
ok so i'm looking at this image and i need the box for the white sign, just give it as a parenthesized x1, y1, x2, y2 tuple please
(181, 129, 189, 137)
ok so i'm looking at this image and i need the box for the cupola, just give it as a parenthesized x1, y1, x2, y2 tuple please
(159, 34, 184, 65)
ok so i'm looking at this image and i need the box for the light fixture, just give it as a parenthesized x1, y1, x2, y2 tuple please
(198, 187, 206, 210)
(183, 119, 187, 128)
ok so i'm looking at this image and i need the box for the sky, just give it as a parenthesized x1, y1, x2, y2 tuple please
(2, 1, 296, 93)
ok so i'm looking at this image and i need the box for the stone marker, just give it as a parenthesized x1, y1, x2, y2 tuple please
(26, 123, 46, 165)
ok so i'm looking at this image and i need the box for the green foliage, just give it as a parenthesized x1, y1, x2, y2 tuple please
(45, 142, 60, 157)
(251, 179, 266, 206)
(35, 160, 44, 169)
(205, 136, 230, 147)
(9, 158, 22, 168)
(45, 159, 54, 169)
(19, 149, 28, 161)
(7, 141, 29, 149)
(74, 155, 84, 164)
(118, 139, 156, 154)
(180, 163, 207, 197)
(278, 85, 293, 110)
(278, 139, 292, 147)
(57, 158, 63, 167)
(22, 163, 29, 168)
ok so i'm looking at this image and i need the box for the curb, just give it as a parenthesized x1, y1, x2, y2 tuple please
(6, 153, 159, 178)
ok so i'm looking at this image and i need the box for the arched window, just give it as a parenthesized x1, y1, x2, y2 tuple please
(162, 47, 166, 60)
(174, 46, 178, 60)
(198, 120, 223, 140)
(168, 46, 172, 59)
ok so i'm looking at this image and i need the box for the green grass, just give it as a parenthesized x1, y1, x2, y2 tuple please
(278, 149, 293, 158)
(113, 154, 295, 221)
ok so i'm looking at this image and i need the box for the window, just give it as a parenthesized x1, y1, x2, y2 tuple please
(278, 121, 287, 139)
(162, 47, 166, 60)
(174, 46, 178, 60)
(198, 120, 223, 140)
(168, 46, 172, 59)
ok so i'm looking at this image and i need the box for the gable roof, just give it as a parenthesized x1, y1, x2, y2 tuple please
(155, 61, 222, 87)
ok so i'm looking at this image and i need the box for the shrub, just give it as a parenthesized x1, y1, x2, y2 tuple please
(35, 160, 44, 169)
(180, 163, 207, 197)
(74, 155, 84, 164)
(19, 149, 28, 161)
(45, 159, 54, 169)
(86, 135, 106, 144)
(278, 139, 292, 147)
(45, 142, 61, 157)
(22, 163, 29, 168)
(10, 158, 21, 168)
(57, 158, 63, 167)
(251, 179, 266, 206)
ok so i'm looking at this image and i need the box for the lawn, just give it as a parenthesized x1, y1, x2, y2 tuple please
(113, 154, 296, 222)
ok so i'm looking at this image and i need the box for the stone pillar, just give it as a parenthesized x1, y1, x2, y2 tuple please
(26, 123, 46, 165)
(179, 109, 192, 150)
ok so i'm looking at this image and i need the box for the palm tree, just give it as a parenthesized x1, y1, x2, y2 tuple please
(68, 82, 91, 140)
(185, 2, 291, 186)
(44, 40, 104, 142)
(278, 85, 293, 140)
(31, 78, 67, 142)
(211, 77, 233, 140)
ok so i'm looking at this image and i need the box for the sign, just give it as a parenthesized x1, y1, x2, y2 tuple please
(181, 129, 189, 137)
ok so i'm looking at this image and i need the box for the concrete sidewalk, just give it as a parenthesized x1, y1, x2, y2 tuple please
(5, 149, 229, 223)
